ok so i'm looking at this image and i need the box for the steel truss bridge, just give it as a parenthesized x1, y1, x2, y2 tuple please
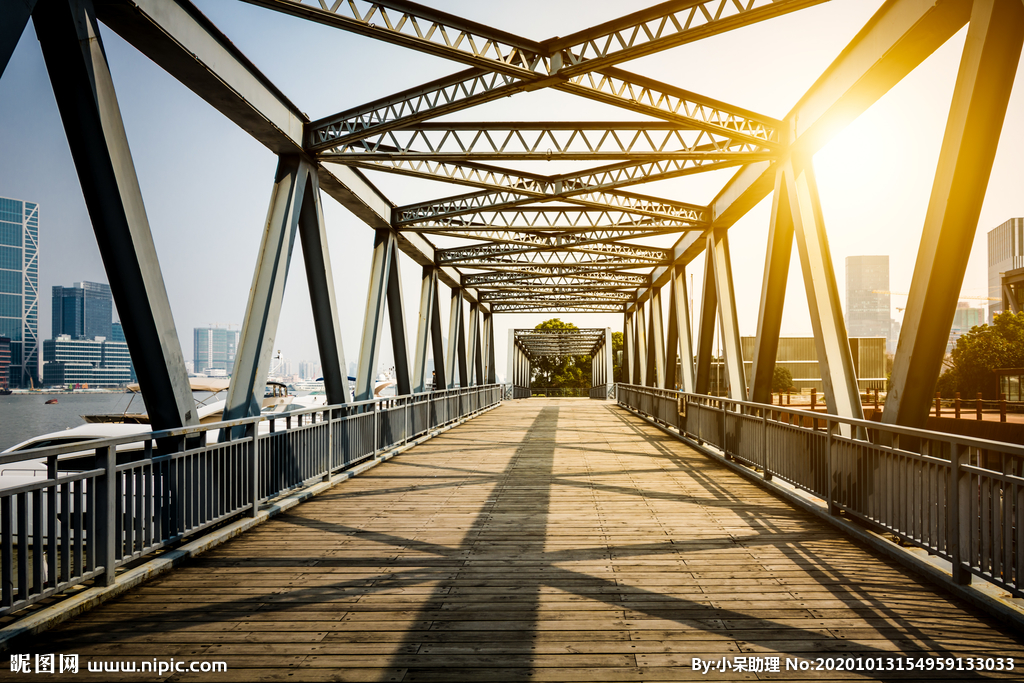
(3, 0, 1024, 672)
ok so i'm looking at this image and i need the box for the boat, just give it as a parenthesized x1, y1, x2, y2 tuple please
(44, 398, 58, 404)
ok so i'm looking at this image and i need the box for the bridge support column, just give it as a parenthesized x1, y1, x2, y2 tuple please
(356, 229, 411, 402)
(622, 311, 634, 385)
(298, 163, 351, 406)
(413, 267, 444, 393)
(447, 288, 468, 388)
(35, 0, 195, 431)
(646, 286, 665, 388)
(749, 169, 794, 405)
(694, 243, 717, 395)
(483, 310, 496, 384)
(225, 156, 309, 423)
(709, 230, 746, 402)
(666, 265, 695, 393)
(468, 302, 483, 386)
(634, 301, 648, 386)
(785, 158, 863, 421)
(885, 0, 1024, 428)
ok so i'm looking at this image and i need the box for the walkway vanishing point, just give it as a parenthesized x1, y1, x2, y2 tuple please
(20, 399, 1024, 682)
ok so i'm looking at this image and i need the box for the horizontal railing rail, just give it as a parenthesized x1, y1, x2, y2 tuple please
(616, 383, 1024, 600)
(0, 384, 503, 617)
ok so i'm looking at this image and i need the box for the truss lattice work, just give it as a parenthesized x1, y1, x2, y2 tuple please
(4, 0, 1021, 432)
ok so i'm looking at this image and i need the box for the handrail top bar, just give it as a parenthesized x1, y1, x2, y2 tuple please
(617, 383, 1024, 457)
(0, 384, 503, 466)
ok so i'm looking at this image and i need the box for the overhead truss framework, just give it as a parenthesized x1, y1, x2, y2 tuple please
(4, 0, 1020, 431)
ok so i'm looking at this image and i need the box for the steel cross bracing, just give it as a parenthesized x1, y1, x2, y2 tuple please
(5, 0, 1013, 432)
(513, 329, 608, 358)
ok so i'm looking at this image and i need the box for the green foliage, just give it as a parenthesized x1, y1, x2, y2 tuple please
(771, 366, 794, 394)
(612, 331, 623, 382)
(531, 319, 592, 389)
(937, 312, 1024, 399)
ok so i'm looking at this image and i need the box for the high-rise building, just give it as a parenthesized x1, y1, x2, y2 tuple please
(988, 217, 1024, 322)
(0, 196, 39, 388)
(0, 336, 10, 391)
(298, 360, 321, 380)
(846, 255, 890, 345)
(42, 335, 132, 387)
(110, 321, 136, 382)
(52, 281, 113, 340)
(194, 326, 239, 375)
(948, 301, 986, 353)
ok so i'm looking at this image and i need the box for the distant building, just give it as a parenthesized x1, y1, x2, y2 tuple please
(737, 336, 887, 393)
(948, 301, 986, 353)
(0, 196, 39, 388)
(0, 336, 9, 390)
(42, 335, 131, 387)
(846, 255, 891, 348)
(52, 281, 112, 340)
(988, 218, 1024, 321)
(298, 360, 321, 380)
(194, 326, 239, 375)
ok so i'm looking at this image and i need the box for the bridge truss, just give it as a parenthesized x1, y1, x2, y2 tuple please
(2, 0, 1021, 430)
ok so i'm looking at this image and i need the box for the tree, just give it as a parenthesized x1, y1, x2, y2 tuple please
(936, 311, 1024, 398)
(771, 366, 794, 393)
(531, 319, 592, 389)
(612, 331, 623, 382)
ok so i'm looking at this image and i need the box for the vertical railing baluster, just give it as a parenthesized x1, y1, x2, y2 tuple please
(97, 445, 116, 586)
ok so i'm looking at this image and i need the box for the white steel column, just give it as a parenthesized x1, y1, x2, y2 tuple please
(647, 286, 666, 388)
(784, 158, 863, 420)
(666, 265, 695, 393)
(708, 229, 746, 402)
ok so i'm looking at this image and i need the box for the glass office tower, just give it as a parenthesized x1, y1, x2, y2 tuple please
(52, 281, 113, 340)
(0, 197, 39, 388)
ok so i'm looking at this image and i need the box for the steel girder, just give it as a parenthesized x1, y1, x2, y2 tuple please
(254, 0, 804, 150)
(34, 0, 197, 433)
(400, 207, 705, 230)
(319, 122, 771, 162)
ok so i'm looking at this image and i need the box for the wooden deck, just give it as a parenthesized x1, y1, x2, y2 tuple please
(23, 400, 1024, 681)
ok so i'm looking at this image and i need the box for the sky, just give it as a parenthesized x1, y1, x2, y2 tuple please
(1, 0, 1022, 383)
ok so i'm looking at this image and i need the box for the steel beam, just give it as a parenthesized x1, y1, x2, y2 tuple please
(665, 265, 695, 393)
(622, 311, 633, 385)
(784, 158, 862, 420)
(694, 244, 718, 395)
(604, 327, 614, 391)
(885, 0, 1024, 427)
(224, 156, 305, 423)
(1, 0, 35, 77)
(646, 286, 666, 388)
(468, 302, 483, 386)
(297, 160, 351, 405)
(35, 0, 196, 432)
(447, 288, 468, 388)
(484, 311, 496, 384)
(708, 230, 746, 402)
(386, 237, 412, 396)
(356, 230, 395, 401)
(634, 0, 973, 309)
(748, 168, 794, 404)
(634, 301, 648, 386)
(412, 266, 440, 393)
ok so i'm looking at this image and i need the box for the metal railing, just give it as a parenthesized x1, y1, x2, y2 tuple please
(529, 387, 591, 397)
(0, 385, 502, 617)
(589, 384, 615, 400)
(617, 383, 1024, 600)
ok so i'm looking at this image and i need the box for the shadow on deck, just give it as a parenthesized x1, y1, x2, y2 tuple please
(19, 400, 1024, 681)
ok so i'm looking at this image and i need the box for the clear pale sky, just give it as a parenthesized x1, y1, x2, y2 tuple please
(1, 0, 1021, 381)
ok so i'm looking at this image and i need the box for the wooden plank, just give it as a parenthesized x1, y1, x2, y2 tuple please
(15, 399, 1024, 681)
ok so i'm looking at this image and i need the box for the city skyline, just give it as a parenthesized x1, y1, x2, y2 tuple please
(1, 1, 1022, 378)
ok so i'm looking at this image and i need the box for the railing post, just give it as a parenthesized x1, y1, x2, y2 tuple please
(935, 392, 942, 418)
(373, 400, 380, 455)
(720, 398, 728, 456)
(96, 445, 117, 586)
(1000, 393, 1007, 423)
(976, 392, 983, 420)
(761, 406, 770, 481)
(949, 442, 971, 585)
(323, 409, 332, 482)
(955, 392, 961, 419)
(248, 420, 259, 518)
(826, 420, 838, 515)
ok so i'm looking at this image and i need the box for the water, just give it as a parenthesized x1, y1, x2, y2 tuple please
(0, 392, 147, 451)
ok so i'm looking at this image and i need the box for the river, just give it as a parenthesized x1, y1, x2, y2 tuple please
(0, 392, 148, 451)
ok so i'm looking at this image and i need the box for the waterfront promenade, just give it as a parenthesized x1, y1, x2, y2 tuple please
(19, 400, 1024, 681)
